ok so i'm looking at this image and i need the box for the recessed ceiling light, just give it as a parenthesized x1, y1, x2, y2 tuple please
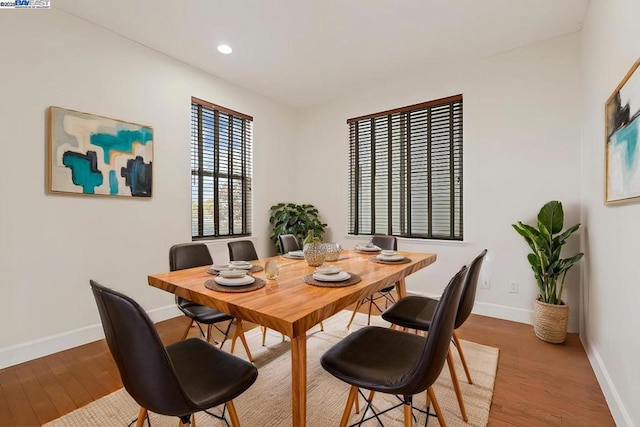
(217, 44, 232, 55)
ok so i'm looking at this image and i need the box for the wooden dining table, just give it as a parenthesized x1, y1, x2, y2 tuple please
(148, 249, 437, 427)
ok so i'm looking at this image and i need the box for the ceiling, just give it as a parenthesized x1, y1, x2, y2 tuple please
(53, 0, 589, 108)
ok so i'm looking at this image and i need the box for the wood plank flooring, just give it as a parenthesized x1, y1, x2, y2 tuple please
(0, 302, 615, 426)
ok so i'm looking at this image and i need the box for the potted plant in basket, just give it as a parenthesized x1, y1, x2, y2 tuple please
(512, 200, 584, 344)
(269, 203, 327, 253)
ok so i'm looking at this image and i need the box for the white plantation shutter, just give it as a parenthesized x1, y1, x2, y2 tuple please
(191, 97, 253, 239)
(348, 95, 463, 240)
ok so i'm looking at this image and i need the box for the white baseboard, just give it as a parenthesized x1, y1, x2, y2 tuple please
(471, 300, 533, 325)
(581, 334, 634, 427)
(409, 291, 533, 325)
(0, 304, 181, 370)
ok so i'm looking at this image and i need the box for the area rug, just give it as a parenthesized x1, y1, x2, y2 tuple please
(44, 311, 499, 426)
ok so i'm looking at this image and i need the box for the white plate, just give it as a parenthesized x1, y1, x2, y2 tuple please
(229, 264, 252, 270)
(230, 261, 252, 266)
(381, 250, 397, 256)
(214, 276, 255, 286)
(356, 244, 381, 252)
(315, 266, 342, 275)
(219, 269, 248, 278)
(287, 250, 304, 258)
(312, 271, 351, 282)
(377, 254, 405, 262)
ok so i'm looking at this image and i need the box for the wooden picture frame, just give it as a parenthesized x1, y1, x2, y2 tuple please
(605, 58, 640, 205)
(48, 107, 153, 197)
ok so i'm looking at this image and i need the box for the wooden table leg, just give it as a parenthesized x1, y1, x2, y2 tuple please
(395, 278, 407, 299)
(291, 332, 307, 427)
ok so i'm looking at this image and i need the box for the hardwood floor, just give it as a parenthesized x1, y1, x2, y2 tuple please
(0, 303, 614, 426)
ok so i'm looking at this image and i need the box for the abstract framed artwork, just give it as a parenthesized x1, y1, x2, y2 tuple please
(605, 58, 640, 205)
(48, 107, 153, 197)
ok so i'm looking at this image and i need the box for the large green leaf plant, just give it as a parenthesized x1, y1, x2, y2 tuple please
(269, 203, 327, 253)
(512, 201, 584, 305)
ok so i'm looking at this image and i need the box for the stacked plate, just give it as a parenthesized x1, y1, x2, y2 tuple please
(355, 243, 381, 252)
(229, 261, 253, 270)
(312, 266, 351, 282)
(215, 276, 255, 287)
(214, 269, 255, 287)
(208, 262, 252, 274)
(287, 250, 305, 259)
(376, 250, 405, 262)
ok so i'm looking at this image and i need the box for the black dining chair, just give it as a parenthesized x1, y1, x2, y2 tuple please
(381, 248, 488, 422)
(321, 266, 467, 427)
(346, 235, 398, 329)
(90, 280, 258, 427)
(227, 240, 277, 347)
(170, 243, 254, 362)
(227, 240, 259, 262)
(278, 234, 301, 254)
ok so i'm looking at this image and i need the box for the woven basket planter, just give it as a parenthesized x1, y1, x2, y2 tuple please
(533, 299, 569, 344)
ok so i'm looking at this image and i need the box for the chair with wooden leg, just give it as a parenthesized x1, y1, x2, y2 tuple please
(227, 240, 277, 347)
(90, 280, 258, 427)
(321, 266, 467, 427)
(381, 248, 488, 422)
(170, 243, 254, 362)
(346, 235, 398, 329)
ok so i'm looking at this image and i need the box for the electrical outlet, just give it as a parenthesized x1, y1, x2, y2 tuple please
(481, 279, 491, 290)
(509, 282, 519, 293)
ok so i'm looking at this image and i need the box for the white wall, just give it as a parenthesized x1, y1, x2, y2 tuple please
(581, 1, 640, 425)
(296, 34, 583, 329)
(0, 9, 297, 368)
(5, 13, 623, 421)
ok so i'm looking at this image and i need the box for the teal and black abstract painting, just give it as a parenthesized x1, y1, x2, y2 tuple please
(48, 107, 153, 197)
(605, 58, 640, 205)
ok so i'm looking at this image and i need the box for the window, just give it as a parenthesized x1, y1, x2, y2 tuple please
(191, 97, 253, 239)
(348, 95, 463, 240)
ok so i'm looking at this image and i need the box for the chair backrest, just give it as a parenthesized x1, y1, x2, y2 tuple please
(400, 265, 467, 395)
(278, 234, 300, 254)
(90, 280, 193, 416)
(169, 243, 213, 271)
(228, 240, 259, 261)
(169, 243, 214, 307)
(455, 249, 488, 329)
(372, 235, 397, 251)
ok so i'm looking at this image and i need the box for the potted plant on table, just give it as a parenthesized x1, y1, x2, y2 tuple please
(512, 200, 584, 344)
(268, 203, 327, 253)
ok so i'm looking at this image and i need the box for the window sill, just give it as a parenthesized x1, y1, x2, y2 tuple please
(342, 235, 468, 247)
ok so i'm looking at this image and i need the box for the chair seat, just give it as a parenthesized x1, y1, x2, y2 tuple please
(379, 285, 395, 293)
(166, 338, 258, 409)
(381, 295, 439, 331)
(176, 297, 233, 324)
(320, 326, 425, 395)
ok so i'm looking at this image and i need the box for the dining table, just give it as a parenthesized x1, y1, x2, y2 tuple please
(148, 249, 437, 427)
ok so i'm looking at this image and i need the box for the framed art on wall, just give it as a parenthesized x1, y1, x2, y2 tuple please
(48, 107, 153, 197)
(605, 58, 640, 205)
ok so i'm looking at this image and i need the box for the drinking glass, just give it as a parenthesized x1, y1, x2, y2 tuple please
(265, 259, 279, 280)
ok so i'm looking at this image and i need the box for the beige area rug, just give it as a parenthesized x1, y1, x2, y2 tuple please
(44, 311, 499, 427)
